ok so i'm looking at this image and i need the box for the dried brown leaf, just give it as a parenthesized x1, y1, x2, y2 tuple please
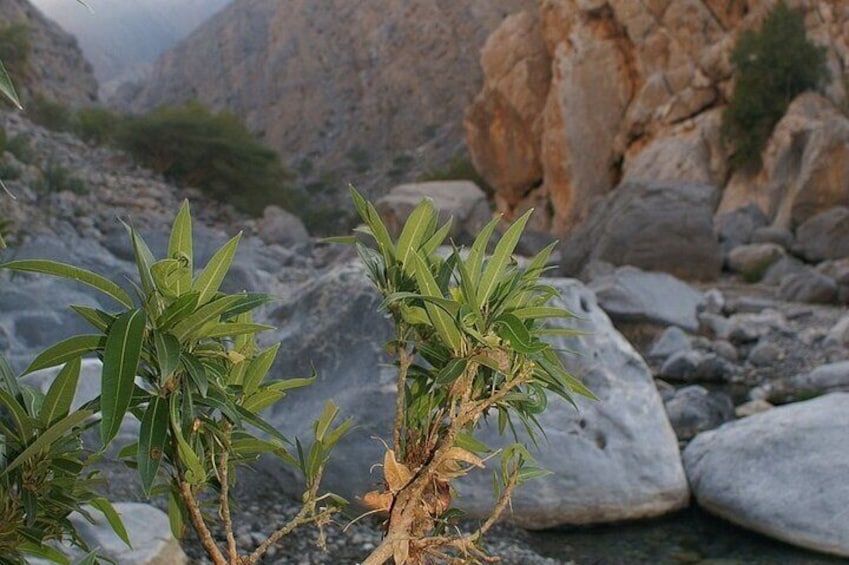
(385, 449, 413, 492)
(362, 489, 393, 513)
(393, 539, 410, 564)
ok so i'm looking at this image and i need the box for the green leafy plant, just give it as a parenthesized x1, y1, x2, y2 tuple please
(339, 188, 593, 564)
(722, 0, 828, 169)
(116, 101, 295, 215)
(73, 107, 120, 146)
(2, 201, 349, 565)
(0, 353, 127, 565)
(28, 95, 72, 132)
(36, 162, 87, 195)
(6, 134, 35, 165)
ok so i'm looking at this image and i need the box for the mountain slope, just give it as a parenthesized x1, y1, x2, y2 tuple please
(29, 0, 230, 97)
(0, 0, 97, 106)
(117, 0, 530, 228)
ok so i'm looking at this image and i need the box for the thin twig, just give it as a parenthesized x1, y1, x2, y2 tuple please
(245, 468, 332, 565)
(179, 480, 227, 565)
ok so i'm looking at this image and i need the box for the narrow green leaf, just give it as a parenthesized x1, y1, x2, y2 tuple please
(74, 551, 99, 565)
(90, 497, 131, 547)
(156, 292, 200, 330)
(241, 343, 280, 394)
(138, 396, 169, 497)
(203, 322, 274, 340)
(0, 58, 22, 110)
(19, 542, 70, 564)
(241, 389, 283, 413)
(2, 410, 92, 476)
(70, 305, 115, 333)
(124, 222, 157, 299)
(154, 332, 180, 386)
(396, 198, 435, 275)
(235, 405, 289, 445)
(350, 185, 395, 265)
(150, 258, 185, 298)
(0, 352, 20, 400)
(220, 293, 273, 319)
(314, 401, 339, 442)
(2, 259, 133, 307)
(511, 306, 573, 320)
(24, 335, 106, 374)
(192, 232, 241, 305)
(467, 214, 501, 286)
(169, 394, 205, 486)
(478, 209, 532, 307)
(264, 376, 316, 394)
(434, 358, 466, 386)
(40, 358, 81, 427)
(171, 294, 249, 341)
(0, 387, 34, 439)
(411, 251, 463, 353)
(167, 489, 185, 540)
(101, 309, 146, 446)
(181, 354, 208, 397)
(421, 219, 453, 256)
(320, 235, 357, 244)
(455, 431, 491, 454)
(168, 200, 193, 295)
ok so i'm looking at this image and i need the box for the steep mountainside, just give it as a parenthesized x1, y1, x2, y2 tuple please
(117, 0, 530, 227)
(29, 0, 230, 98)
(0, 0, 97, 106)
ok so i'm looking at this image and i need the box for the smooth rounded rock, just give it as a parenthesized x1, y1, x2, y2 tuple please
(684, 393, 849, 558)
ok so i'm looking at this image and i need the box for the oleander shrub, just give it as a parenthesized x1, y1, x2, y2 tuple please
(722, 0, 828, 169)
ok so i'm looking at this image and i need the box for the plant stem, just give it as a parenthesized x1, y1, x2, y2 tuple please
(392, 345, 412, 456)
(218, 428, 238, 564)
(179, 480, 227, 565)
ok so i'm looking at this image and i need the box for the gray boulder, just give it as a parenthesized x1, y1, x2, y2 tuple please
(256, 205, 310, 246)
(777, 269, 838, 304)
(714, 204, 768, 253)
(590, 267, 704, 332)
(684, 394, 849, 558)
(795, 207, 849, 262)
(262, 261, 689, 528)
(789, 361, 849, 397)
(726, 243, 784, 282)
(750, 226, 793, 249)
(664, 385, 734, 441)
(648, 326, 692, 361)
(560, 180, 722, 281)
(761, 255, 807, 286)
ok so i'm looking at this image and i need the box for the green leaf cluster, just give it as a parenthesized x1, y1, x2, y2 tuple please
(2, 201, 347, 549)
(722, 0, 828, 169)
(115, 101, 295, 216)
(348, 185, 593, 485)
(0, 355, 125, 565)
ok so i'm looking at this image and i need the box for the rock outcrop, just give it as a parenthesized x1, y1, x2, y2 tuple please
(466, 1, 849, 235)
(0, 0, 97, 105)
(115, 0, 530, 228)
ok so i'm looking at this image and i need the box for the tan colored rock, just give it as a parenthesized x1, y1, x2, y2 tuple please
(718, 93, 849, 227)
(467, 0, 849, 235)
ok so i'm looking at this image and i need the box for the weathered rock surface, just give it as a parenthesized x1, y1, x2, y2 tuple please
(560, 181, 722, 281)
(256, 205, 310, 246)
(263, 262, 688, 528)
(777, 269, 838, 305)
(116, 0, 530, 228)
(590, 266, 704, 331)
(0, 0, 98, 105)
(727, 243, 785, 282)
(795, 206, 849, 262)
(684, 393, 849, 558)
(719, 94, 849, 228)
(468, 2, 849, 235)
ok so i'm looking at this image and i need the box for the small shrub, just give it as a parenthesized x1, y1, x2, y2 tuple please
(27, 95, 72, 132)
(6, 134, 35, 165)
(36, 162, 87, 194)
(343, 188, 593, 564)
(73, 106, 121, 146)
(2, 202, 348, 564)
(722, 1, 828, 169)
(0, 23, 30, 83)
(0, 160, 21, 181)
(117, 101, 295, 215)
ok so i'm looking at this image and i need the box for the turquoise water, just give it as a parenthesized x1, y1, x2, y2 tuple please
(526, 507, 845, 565)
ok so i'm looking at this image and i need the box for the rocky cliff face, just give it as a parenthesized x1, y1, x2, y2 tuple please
(466, 0, 849, 234)
(115, 0, 530, 227)
(0, 0, 97, 106)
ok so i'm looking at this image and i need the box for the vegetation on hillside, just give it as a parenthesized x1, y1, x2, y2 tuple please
(722, 0, 828, 169)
